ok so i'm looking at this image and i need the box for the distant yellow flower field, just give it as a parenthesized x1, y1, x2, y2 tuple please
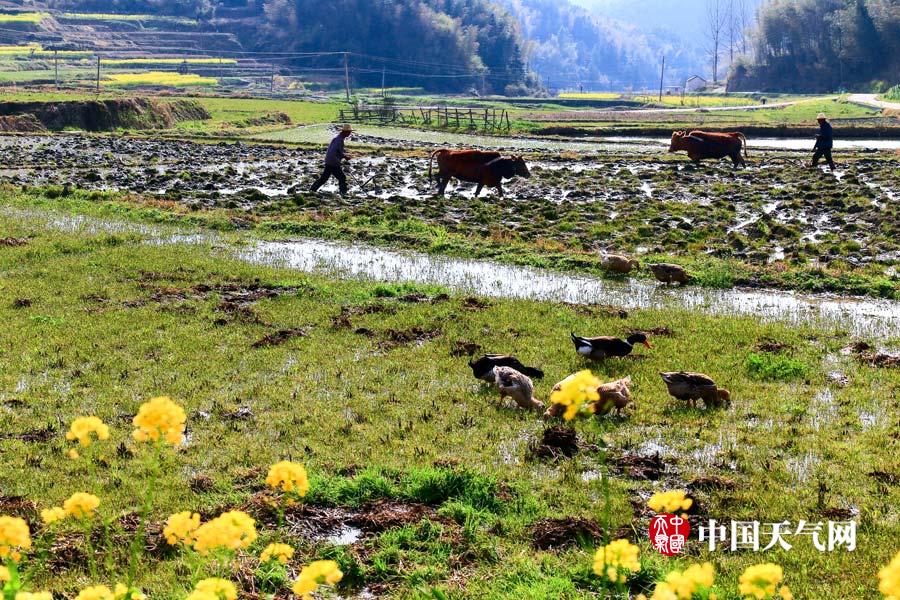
(557, 92, 621, 100)
(0, 12, 48, 23)
(101, 58, 237, 66)
(61, 12, 195, 24)
(105, 71, 218, 87)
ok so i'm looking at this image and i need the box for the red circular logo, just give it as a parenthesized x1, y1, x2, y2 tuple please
(650, 513, 691, 556)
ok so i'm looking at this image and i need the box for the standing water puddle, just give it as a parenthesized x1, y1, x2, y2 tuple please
(8, 206, 900, 338)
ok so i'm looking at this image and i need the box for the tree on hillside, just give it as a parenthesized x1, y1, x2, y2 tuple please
(705, 0, 728, 83)
(731, 0, 899, 92)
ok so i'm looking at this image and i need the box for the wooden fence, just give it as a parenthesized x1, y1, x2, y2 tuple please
(338, 105, 511, 132)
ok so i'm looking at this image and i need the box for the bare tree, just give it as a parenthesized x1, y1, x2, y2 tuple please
(705, 0, 728, 83)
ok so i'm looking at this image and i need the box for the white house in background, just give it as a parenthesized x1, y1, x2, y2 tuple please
(684, 75, 707, 92)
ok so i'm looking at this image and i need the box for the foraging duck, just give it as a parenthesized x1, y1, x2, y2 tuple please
(469, 354, 544, 382)
(660, 372, 731, 409)
(648, 263, 690, 285)
(601, 254, 639, 275)
(493, 366, 544, 411)
(543, 375, 633, 419)
(571, 332, 652, 360)
(592, 376, 633, 415)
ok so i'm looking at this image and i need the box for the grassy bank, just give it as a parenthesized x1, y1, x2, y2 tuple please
(1, 196, 897, 598)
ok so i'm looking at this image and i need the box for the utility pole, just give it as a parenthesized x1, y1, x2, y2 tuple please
(54, 50, 59, 90)
(270, 63, 275, 93)
(343, 52, 351, 103)
(381, 66, 386, 99)
(96, 56, 101, 94)
(658, 54, 666, 101)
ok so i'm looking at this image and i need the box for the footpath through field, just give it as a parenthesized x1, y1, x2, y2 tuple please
(848, 93, 900, 111)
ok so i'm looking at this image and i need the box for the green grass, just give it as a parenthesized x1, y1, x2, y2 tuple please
(59, 12, 196, 25)
(0, 190, 898, 598)
(885, 85, 900, 102)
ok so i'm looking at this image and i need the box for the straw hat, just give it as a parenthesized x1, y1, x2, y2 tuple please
(817, 113, 827, 120)
(340, 124, 353, 133)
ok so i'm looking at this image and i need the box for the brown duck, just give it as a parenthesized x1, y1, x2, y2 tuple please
(601, 254, 639, 275)
(571, 332, 652, 360)
(493, 366, 544, 411)
(649, 263, 690, 284)
(543, 375, 633, 419)
(660, 372, 731, 408)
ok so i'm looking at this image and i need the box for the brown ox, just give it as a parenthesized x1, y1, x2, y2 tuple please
(669, 130, 748, 168)
(429, 149, 530, 197)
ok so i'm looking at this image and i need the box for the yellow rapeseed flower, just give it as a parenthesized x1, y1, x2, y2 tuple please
(650, 562, 715, 599)
(549, 370, 602, 420)
(74, 586, 114, 600)
(132, 396, 186, 445)
(192, 511, 257, 555)
(260, 542, 294, 564)
(190, 578, 237, 600)
(880, 551, 900, 600)
(63, 493, 100, 519)
(163, 511, 201, 546)
(66, 417, 111, 447)
(16, 593, 54, 600)
(292, 560, 343, 599)
(0, 565, 9, 581)
(648, 490, 693, 513)
(41, 507, 68, 525)
(593, 539, 640, 584)
(739, 563, 783, 599)
(113, 584, 146, 600)
(0, 516, 32, 562)
(67, 449, 80, 460)
(265, 461, 309, 497)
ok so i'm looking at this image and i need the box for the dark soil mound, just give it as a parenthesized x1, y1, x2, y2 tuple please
(530, 517, 603, 550)
(0, 98, 210, 131)
(0, 114, 47, 133)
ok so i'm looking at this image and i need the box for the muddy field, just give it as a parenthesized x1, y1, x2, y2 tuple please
(2, 134, 897, 275)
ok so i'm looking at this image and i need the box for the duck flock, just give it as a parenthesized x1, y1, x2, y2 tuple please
(469, 333, 730, 419)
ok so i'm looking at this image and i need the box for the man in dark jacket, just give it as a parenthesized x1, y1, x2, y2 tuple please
(812, 113, 835, 170)
(311, 124, 352, 196)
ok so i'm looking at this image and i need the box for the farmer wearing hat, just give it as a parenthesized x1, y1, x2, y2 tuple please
(311, 124, 353, 196)
(812, 112, 835, 170)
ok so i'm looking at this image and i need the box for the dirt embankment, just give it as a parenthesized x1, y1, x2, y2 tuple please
(0, 98, 210, 132)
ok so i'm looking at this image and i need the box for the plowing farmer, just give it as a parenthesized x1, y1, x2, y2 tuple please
(311, 124, 353, 196)
(812, 112, 836, 170)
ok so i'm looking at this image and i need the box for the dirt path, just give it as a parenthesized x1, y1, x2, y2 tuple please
(848, 93, 900, 111)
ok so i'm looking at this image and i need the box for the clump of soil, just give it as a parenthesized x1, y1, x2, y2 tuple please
(610, 452, 667, 481)
(0, 495, 38, 522)
(0, 237, 30, 246)
(462, 297, 492, 310)
(529, 425, 581, 460)
(755, 340, 791, 353)
(687, 475, 736, 492)
(859, 352, 900, 368)
(530, 517, 603, 550)
(251, 327, 310, 348)
(450, 340, 482, 357)
(12, 298, 32, 308)
(1, 425, 56, 443)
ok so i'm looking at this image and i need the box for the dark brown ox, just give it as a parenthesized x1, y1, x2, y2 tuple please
(669, 130, 748, 168)
(429, 149, 530, 197)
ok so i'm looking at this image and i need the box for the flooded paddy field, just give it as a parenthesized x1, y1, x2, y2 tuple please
(0, 133, 897, 298)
